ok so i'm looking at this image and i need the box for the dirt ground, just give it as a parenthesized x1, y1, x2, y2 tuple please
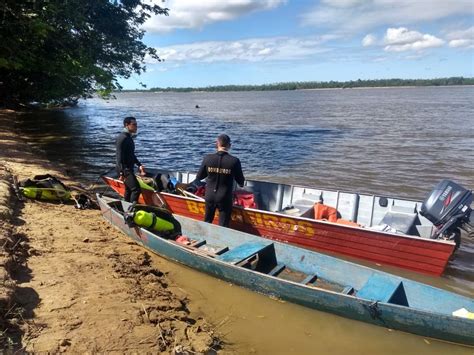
(0, 110, 221, 353)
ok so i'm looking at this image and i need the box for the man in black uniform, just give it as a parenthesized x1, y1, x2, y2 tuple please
(116, 116, 146, 203)
(196, 134, 245, 227)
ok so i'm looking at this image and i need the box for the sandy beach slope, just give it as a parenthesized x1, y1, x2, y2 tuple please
(0, 110, 220, 353)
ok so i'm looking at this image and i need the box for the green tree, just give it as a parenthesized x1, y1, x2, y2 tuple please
(0, 0, 168, 107)
(147, 77, 474, 92)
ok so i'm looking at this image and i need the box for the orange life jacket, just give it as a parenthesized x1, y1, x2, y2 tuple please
(313, 202, 338, 222)
(313, 202, 360, 227)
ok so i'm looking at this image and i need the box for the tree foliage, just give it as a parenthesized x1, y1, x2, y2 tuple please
(145, 77, 474, 93)
(0, 0, 168, 107)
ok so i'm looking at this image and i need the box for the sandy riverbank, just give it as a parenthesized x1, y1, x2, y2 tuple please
(0, 110, 220, 353)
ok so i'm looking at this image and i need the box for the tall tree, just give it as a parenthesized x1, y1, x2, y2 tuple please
(0, 0, 168, 107)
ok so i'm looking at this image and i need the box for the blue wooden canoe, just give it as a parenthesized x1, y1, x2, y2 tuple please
(97, 194, 474, 346)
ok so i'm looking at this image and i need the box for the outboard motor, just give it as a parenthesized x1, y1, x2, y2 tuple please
(420, 180, 473, 247)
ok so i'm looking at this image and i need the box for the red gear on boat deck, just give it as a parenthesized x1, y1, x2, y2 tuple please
(195, 186, 206, 197)
(175, 235, 190, 244)
(234, 190, 258, 209)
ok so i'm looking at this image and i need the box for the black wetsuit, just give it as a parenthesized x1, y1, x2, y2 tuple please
(196, 150, 245, 227)
(116, 131, 142, 203)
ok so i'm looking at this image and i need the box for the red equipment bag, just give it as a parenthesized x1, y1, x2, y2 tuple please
(195, 186, 206, 197)
(233, 190, 258, 209)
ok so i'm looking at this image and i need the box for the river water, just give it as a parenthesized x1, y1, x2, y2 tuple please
(14, 87, 474, 354)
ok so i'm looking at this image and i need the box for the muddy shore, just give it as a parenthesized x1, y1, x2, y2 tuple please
(0, 110, 221, 353)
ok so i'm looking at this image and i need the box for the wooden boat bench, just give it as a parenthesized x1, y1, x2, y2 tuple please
(356, 274, 409, 306)
(190, 239, 206, 248)
(178, 239, 229, 258)
(216, 241, 277, 271)
(301, 274, 318, 285)
(268, 263, 286, 276)
(342, 286, 355, 295)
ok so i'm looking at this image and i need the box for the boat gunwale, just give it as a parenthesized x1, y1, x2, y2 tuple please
(102, 167, 473, 207)
(104, 167, 473, 203)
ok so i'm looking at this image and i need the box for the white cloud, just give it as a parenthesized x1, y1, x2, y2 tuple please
(445, 26, 474, 48)
(445, 26, 474, 40)
(372, 56, 388, 62)
(449, 39, 473, 48)
(385, 27, 424, 45)
(146, 36, 333, 64)
(144, 0, 286, 33)
(362, 34, 376, 46)
(383, 27, 444, 52)
(302, 0, 474, 33)
(401, 52, 427, 60)
(321, 0, 366, 8)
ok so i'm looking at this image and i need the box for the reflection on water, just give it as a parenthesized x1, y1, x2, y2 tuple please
(151, 249, 472, 355)
(13, 87, 474, 353)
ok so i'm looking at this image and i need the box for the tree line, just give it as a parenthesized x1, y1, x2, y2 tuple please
(0, 1, 168, 108)
(144, 77, 473, 93)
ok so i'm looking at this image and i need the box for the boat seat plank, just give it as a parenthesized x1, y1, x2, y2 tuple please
(342, 286, 355, 295)
(178, 244, 219, 258)
(301, 274, 318, 285)
(268, 263, 286, 277)
(215, 246, 229, 255)
(235, 254, 258, 267)
(216, 241, 274, 265)
(190, 240, 206, 248)
(357, 274, 409, 306)
(177, 240, 228, 258)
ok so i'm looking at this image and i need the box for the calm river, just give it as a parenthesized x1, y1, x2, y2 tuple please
(14, 86, 474, 354)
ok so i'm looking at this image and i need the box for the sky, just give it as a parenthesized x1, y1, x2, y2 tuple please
(120, 0, 474, 89)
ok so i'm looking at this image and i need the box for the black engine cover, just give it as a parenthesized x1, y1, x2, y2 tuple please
(421, 180, 472, 227)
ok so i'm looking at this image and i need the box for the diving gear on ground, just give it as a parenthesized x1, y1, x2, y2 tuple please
(19, 174, 71, 201)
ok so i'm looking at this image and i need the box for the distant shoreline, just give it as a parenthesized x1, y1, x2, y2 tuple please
(300, 84, 474, 91)
(119, 77, 474, 93)
(120, 84, 474, 94)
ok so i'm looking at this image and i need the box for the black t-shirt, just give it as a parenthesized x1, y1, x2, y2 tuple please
(196, 151, 245, 202)
(116, 131, 141, 174)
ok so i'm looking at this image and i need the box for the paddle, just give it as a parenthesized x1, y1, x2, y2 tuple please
(151, 189, 171, 210)
(176, 187, 205, 201)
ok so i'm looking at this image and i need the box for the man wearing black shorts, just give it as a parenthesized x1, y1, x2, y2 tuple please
(116, 116, 146, 203)
(196, 134, 245, 227)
